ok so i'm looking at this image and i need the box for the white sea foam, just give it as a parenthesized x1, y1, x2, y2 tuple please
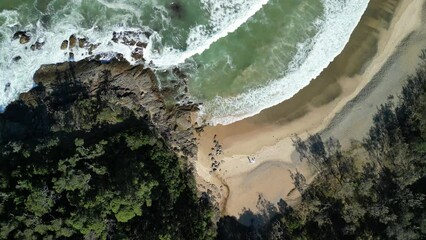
(0, 2, 149, 111)
(205, 0, 370, 126)
(144, 0, 269, 68)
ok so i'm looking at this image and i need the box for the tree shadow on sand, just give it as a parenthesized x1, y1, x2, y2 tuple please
(216, 194, 291, 240)
(238, 194, 279, 228)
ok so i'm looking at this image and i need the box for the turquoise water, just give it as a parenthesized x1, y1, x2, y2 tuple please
(189, 0, 323, 99)
(0, 0, 369, 125)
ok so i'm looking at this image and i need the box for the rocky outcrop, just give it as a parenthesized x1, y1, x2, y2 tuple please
(0, 59, 201, 158)
(13, 31, 31, 44)
(55, 30, 149, 61)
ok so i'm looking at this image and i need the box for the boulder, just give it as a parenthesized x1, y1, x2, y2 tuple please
(131, 48, 144, 61)
(112, 31, 149, 48)
(60, 40, 68, 50)
(30, 39, 45, 51)
(78, 38, 87, 48)
(69, 34, 77, 48)
(13, 31, 31, 44)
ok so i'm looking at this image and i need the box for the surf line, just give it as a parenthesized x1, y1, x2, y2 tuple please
(144, 0, 270, 69)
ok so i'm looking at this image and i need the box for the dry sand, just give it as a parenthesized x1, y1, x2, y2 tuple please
(195, 0, 426, 220)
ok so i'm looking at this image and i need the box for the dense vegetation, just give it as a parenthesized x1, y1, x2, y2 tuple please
(1, 54, 425, 240)
(0, 98, 215, 239)
(218, 53, 426, 239)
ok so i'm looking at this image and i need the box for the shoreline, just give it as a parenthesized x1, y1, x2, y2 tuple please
(195, 0, 425, 218)
(202, 0, 370, 126)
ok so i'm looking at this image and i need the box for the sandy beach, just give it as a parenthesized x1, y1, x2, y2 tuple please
(195, 0, 426, 220)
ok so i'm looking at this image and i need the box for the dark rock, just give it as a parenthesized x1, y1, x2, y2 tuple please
(131, 48, 144, 61)
(60, 40, 68, 50)
(115, 53, 125, 61)
(30, 39, 45, 51)
(78, 38, 87, 48)
(13, 31, 31, 44)
(69, 52, 75, 61)
(12, 31, 25, 39)
(4, 83, 11, 92)
(12, 56, 22, 62)
(69, 34, 77, 48)
(112, 32, 118, 42)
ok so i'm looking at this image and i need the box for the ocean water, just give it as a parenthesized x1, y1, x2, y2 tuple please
(0, 0, 369, 125)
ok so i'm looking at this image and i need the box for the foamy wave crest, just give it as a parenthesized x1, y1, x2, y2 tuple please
(144, 0, 269, 68)
(205, 0, 369, 125)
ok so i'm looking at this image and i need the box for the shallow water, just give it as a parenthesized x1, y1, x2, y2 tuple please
(0, 0, 369, 125)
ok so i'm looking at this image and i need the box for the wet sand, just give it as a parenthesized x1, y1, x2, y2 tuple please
(195, 0, 426, 218)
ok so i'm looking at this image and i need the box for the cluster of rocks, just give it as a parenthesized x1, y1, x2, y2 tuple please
(56, 30, 151, 62)
(13, 31, 45, 52)
(59, 34, 100, 61)
(112, 30, 150, 47)
(11, 28, 152, 64)
(10, 31, 45, 65)
(112, 30, 151, 61)
(60, 34, 93, 50)
(13, 31, 31, 44)
(30, 39, 45, 51)
(209, 135, 224, 173)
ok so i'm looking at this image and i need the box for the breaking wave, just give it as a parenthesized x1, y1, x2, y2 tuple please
(205, 0, 369, 125)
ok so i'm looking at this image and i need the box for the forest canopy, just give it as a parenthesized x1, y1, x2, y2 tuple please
(0, 96, 215, 239)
